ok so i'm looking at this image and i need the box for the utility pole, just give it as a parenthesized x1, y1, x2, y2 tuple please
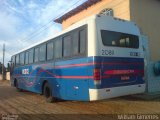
(2, 44, 5, 80)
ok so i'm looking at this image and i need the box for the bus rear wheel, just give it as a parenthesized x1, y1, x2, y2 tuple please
(43, 83, 56, 103)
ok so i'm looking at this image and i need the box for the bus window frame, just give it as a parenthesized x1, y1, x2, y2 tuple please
(20, 52, 25, 65)
(25, 51, 29, 65)
(15, 54, 20, 66)
(47, 41, 54, 61)
(28, 48, 34, 64)
(54, 37, 63, 60)
(79, 28, 87, 55)
(63, 35, 72, 58)
(34, 47, 39, 63)
(39, 43, 47, 62)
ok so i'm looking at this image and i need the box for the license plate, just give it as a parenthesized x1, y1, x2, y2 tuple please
(121, 76, 130, 80)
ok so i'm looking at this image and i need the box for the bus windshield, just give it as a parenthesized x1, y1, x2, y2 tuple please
(101, 30, 139, 48)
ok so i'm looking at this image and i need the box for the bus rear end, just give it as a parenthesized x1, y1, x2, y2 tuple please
(88, 16, 145, 101)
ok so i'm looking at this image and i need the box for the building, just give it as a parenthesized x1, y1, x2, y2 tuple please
(55, 0, 160, 62)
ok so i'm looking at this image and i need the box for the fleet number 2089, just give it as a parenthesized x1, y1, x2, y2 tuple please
(102, 50, 114, 56)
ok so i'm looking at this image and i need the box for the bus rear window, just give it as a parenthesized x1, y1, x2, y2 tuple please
(101, 30, 139, 48)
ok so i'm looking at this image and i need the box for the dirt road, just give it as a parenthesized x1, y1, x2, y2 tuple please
(0, 80, 160, 120)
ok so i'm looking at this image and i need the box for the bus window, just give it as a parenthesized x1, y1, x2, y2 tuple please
(79, 29, 86, 54)
(72, 32, 79, 55)
(101, 30, 139, 48)
(20, 52, 25, 65)
(29, 49, 34, 64)
(63, 35, 72, 57)
(25, 52, 29, 65)
(120, 39, 126, 47)
(55, 38, 62, 59)
(16, 54, 19, 66)
(34, 47, 39, 62)
(39, 44, 46, 62)
(47, 42, 54, 60)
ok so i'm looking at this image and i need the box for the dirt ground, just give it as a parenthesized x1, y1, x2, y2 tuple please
(0, 80, 160, 120)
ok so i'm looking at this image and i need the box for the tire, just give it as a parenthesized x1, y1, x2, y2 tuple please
(43, 82, 56, 103)
(14, 80, 22, 92)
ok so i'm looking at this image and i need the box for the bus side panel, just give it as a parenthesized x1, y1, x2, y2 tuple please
(54, 58, 90, 101)
(12, 57, 91, 101)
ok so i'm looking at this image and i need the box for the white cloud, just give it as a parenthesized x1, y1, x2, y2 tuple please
(0, 12, 19, 38)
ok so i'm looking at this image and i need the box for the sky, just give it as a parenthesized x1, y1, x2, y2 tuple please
(0, 0, 87, 66)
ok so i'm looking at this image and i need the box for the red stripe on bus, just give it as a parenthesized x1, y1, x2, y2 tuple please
(55, 76, 93, 79)
(55, 62, 94, 68)
(54, 62, 143, 68)
(40, 69, 94, 79)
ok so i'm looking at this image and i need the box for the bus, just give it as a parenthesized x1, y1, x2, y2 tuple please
(10, 15, 145, 102)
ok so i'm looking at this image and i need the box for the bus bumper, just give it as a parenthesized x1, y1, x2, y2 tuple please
(89, 84, 146, 101)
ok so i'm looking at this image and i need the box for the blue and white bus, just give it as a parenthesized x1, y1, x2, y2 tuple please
(10, 15, 145, 102)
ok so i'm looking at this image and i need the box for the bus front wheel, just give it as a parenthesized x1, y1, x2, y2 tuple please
(14, 79, 22, 92)
(43, 82, 56, 103)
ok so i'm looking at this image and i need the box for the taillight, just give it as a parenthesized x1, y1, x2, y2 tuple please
(93, 68, 101, 85)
